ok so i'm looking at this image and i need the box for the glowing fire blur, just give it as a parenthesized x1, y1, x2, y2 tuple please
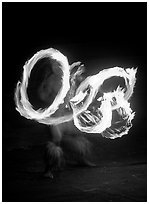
(15, 48, 137, 139)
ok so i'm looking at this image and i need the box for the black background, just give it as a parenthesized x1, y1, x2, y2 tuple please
(2, 2, 147, 202)
(3, 2, 147, 141)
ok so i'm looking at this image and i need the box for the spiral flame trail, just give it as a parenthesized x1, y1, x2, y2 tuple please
(15, 48, 137, 139)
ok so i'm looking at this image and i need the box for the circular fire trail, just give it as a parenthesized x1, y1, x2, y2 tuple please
(15, 48, 137, 139)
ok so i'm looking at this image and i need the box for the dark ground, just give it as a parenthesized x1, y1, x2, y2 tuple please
(2, 123, 147, 202)
(2, 2, 147, 202)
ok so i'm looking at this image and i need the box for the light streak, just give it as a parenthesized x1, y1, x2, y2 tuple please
(70, 67, 137, 138)
(15, 48, 73, 125)
(15, 48, 137, 139)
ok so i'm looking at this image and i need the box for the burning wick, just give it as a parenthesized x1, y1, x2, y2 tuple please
(15, 48, 137, 139)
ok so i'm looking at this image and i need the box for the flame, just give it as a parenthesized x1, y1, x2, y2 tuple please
(70, 67, 137, 138)
(15, 48, 74, 125)
(15, 48, 137, 139)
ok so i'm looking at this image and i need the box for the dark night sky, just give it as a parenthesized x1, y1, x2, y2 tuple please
(2, 3, 147, 145)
